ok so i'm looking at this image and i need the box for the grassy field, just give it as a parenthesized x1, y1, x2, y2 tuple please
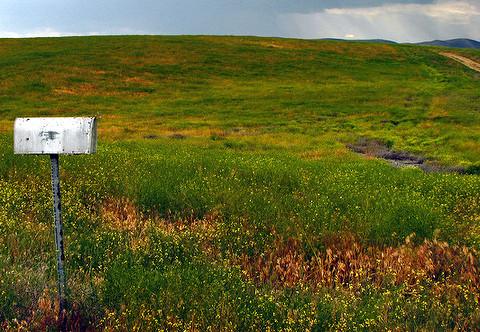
(0, 35, 479, 330)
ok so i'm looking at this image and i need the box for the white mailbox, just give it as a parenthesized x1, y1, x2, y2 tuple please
(13, 116, 98, 319)
(14, 117, 97, 155)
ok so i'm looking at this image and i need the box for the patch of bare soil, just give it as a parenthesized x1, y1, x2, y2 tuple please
(440, 52, 480, 73)
(348, 138, 466, 174)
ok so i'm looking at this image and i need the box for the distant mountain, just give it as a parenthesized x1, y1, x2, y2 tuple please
(321, 38, 397, 45)
(319, 37, 480, 49)
(415, 39, 480, 49)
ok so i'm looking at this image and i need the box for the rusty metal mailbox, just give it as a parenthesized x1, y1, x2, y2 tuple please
(14, 117, 97, 154)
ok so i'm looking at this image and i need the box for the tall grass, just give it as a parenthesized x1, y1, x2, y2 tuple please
(1, 134, 479, 329)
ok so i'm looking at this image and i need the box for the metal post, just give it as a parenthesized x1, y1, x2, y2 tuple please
(50, 154, 67, 330)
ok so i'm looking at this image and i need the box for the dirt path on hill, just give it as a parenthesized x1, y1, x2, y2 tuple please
(440, 52, 480, 73)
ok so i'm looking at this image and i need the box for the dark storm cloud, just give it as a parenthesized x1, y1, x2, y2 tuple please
(280, 1, 480, 42)
(0, 0, 478, 42)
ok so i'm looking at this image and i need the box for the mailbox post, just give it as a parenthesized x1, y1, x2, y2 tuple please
(14, 117, 97, 329)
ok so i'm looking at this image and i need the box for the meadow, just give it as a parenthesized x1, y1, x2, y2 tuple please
(0, 35, 479, 330)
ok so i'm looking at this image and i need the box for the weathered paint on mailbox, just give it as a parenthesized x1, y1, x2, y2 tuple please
(14, 117, 97, 155)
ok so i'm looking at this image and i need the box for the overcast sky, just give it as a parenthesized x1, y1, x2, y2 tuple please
(0, 0, 478, 42)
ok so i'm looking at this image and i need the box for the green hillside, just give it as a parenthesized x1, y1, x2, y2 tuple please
(0, 35, 479, 164)
(0, 36, 479, 330)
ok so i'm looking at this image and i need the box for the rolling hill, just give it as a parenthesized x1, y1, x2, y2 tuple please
(0, 35, 479, 165)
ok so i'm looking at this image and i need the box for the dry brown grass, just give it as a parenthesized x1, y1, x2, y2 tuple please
(1, 287, 86, 332)
(238, 234, 480, 293)
(123, 77, 154, 85)
(101, 197, 221, 256)
(53, 83, 98, 96)
(102, 197, 140, 232)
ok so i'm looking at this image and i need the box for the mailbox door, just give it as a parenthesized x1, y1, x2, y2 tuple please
(14, 117, 97, 155)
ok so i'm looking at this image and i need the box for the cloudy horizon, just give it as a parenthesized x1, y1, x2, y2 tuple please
(0, 0, 479, 42)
